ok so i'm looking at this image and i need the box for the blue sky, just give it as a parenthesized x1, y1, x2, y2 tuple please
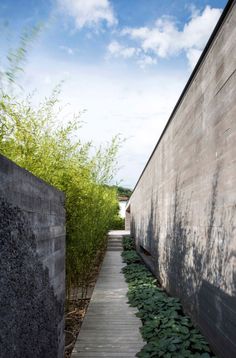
(0, 0, 227, 187)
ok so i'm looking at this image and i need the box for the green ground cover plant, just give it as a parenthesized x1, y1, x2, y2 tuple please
(121, 250, 142, 264)
(122, 237, 217, 358)
(122, 236, 136, 251)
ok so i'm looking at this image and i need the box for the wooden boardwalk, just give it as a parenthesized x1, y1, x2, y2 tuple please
(71, 231, 144, 357)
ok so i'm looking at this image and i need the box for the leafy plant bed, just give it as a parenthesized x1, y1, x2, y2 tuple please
(122, 237, 217, 358)
(123, 235, 136, 251)
(121, 249, 142, 264)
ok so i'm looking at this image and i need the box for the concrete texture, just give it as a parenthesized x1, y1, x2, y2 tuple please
(125, 214, 131, 231)
(128, 2, 236, 358)
(72, 232, 144, 357)
(0, 155, 66, 358)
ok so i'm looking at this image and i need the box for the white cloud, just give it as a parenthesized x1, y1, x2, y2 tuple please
(186, 48, 202, 70)
(107, 41, 157, 68)
(59, 45, 75, 55)
(57, 0, 117, 30)
(137, 55, 157, 69)
(107, 41, 138, 59)
(43, 76, 52, 85)
(182, 6, 222, 49)
(22, 55, 187, 187)
(120, 6, 222, 69)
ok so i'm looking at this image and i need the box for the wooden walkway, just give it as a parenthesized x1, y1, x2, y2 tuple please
(71, 231, 144, 357)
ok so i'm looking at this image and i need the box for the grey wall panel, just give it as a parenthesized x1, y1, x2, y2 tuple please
(129, 2, 236, 357)
(0, 154, 66, 358)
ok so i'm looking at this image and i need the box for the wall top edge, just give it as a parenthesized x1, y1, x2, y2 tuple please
(130, 0, 235, 199)
(0, 154, 65, 199)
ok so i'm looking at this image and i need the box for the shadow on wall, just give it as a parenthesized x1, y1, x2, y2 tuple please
(131, 164, 236, 356)
(145, 193, 160, 277)
(164, 165, 236, 312)
(165, 175, 191, 301)
(131, 192, 161, 279)
(163, 165, 236, 356)
(198, 280, 236, 357)
(0, 198, 63, 358)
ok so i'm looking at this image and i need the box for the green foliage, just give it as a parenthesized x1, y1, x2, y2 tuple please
(0, 85, 121, 299)
(122, 244, 217, 358)
(109, 185, 132, 198)
(110, 214, 125, 230)
(0, 24, 42, 90)
(0, 26, 124, 300)
(0, 27, 124, 298)
(137, 337, 213, 358)
(121, 250, 142, 264)
(117, 186, 132, 198)
(122, 236, 135, 251)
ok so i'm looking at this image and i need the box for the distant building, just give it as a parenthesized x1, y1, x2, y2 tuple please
(118, 196, 129, 218)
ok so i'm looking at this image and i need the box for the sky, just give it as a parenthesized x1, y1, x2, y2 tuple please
(0, 0, 228, 188)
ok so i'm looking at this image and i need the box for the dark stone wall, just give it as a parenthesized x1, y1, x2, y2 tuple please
(129, 2, 236, 358)
(0, 155, 65, 358)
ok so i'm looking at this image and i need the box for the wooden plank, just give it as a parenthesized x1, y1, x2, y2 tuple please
(71, 235, 144, 358)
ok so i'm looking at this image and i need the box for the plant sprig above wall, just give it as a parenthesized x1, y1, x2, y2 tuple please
(121, 237, 217, 358)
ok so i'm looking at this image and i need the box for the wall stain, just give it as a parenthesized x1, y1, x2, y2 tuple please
(132, 164, 236, 356)
(0, 198, 63, 358)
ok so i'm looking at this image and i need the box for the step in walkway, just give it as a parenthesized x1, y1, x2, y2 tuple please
(71, 230, 144, 357)
(106, 234, 123, 251)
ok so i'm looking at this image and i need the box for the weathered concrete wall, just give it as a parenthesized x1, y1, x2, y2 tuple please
(0, 154, 66, 358)
(129, 2, 236, 357)
(125, 211, 131, 230)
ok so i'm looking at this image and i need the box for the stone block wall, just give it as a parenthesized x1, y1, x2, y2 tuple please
(0, 154, 66, 358)
(129, 2, 236, 357)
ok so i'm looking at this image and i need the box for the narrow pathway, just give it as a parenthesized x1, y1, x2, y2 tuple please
(71, 231, 144, 357)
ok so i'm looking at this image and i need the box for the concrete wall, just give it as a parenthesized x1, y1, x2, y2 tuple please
(129, 2, 236, 357)
(0, 154, 66, 358)
(125, 211, 131, 230)
(125, 203, 131, 230)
